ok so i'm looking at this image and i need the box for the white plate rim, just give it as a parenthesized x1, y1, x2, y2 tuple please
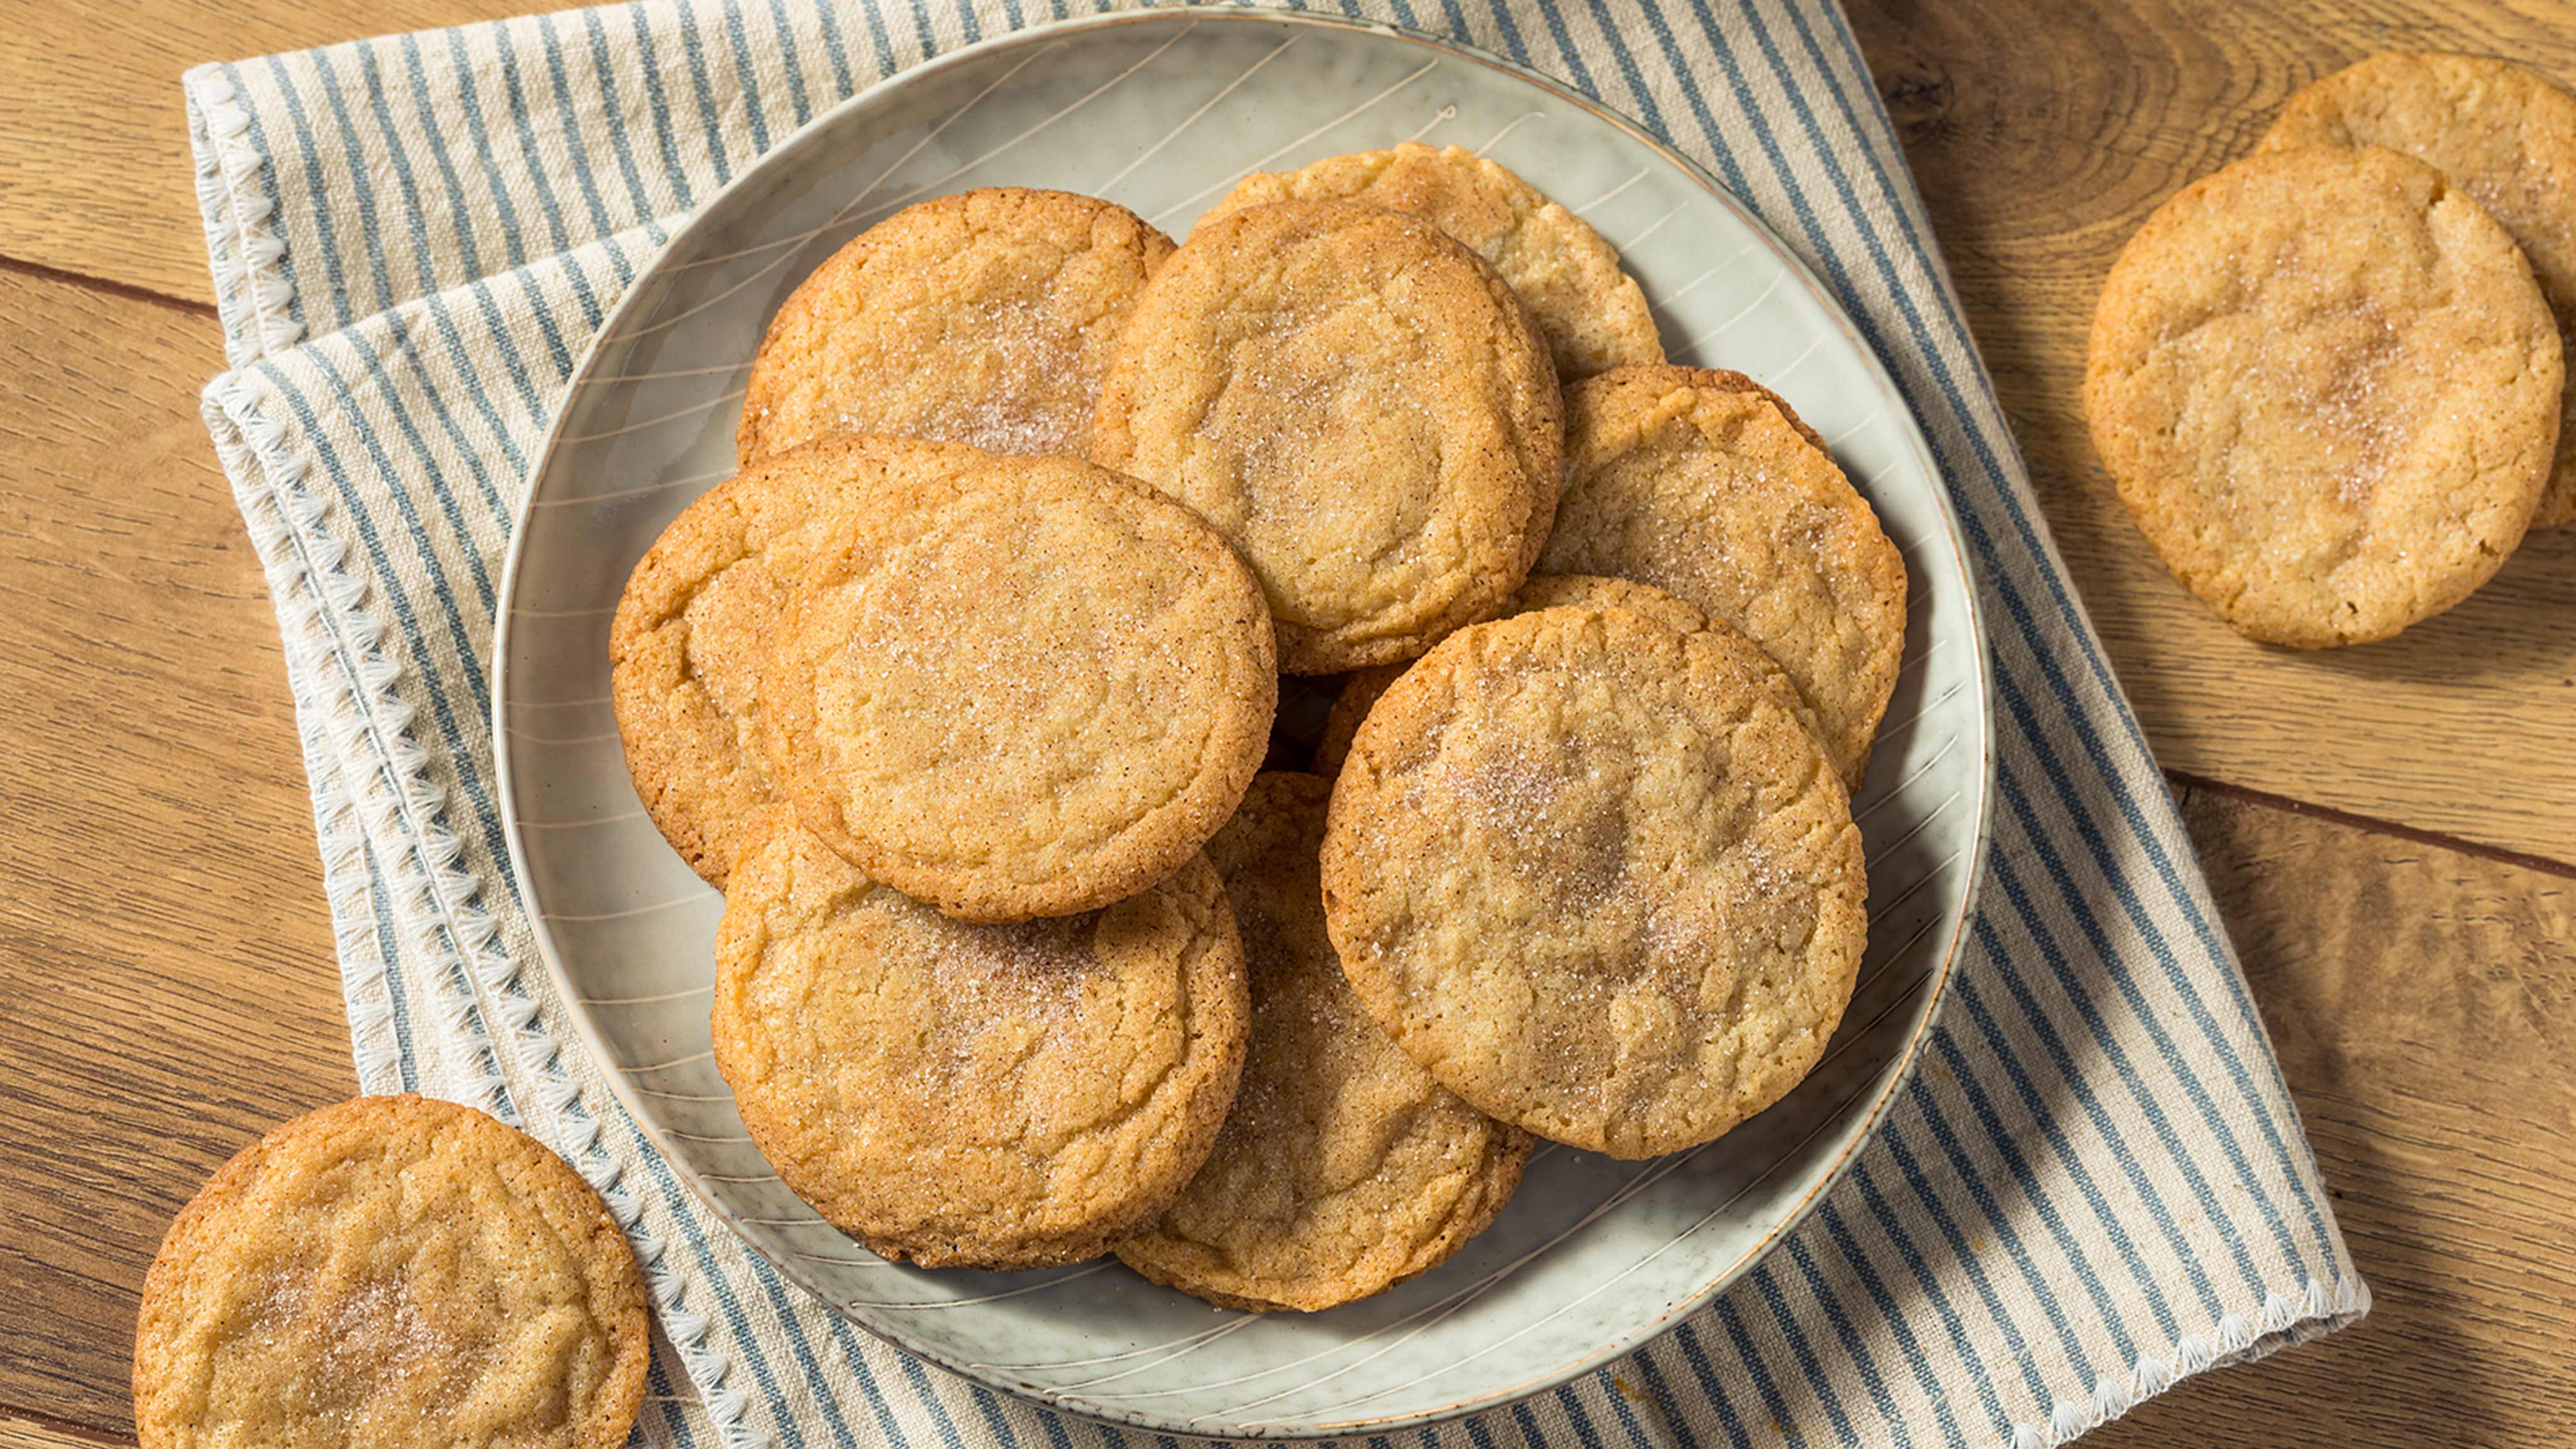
(491, 7, 1997, 1438)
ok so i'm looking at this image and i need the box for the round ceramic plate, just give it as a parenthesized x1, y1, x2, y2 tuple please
(494, 9, 1992, 1440)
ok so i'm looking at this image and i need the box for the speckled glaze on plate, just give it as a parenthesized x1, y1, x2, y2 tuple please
(493, 9, 1993, 1440)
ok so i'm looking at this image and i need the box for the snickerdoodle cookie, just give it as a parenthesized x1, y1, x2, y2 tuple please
(1313, 572, 1826, 779)
(1538, 365, 1906, 782)
(1116, 774, 1530, 1311)
(1091, 199, 1562, 675)
(133, 1095, 650, 1449)
(2086, 145, 2561, 646)
(1203, 143, 1664, 380)
(758, 450, 1275, 921)
(2263, 53, 2576, 527)
(711, 813, 1248, 1269)
(1320, 606, 1866, 1160)
(610, 435, 982, 886)
(739, 187, 1174, 460)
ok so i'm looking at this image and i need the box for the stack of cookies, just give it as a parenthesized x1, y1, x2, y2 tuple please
(611, 144, 1904, 1311)
(2088, 53, 2576, 647)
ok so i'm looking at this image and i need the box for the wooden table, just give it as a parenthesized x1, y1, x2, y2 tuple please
(1, 2, 2570, 1445)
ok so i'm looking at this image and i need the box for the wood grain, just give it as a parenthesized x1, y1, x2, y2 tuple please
(1846, 0, 2576, 866)
(1, 3, 2574, 1446)
(2085, 782, 2576, 1447)
(0, 1418, 120, 1449)
(0, 0, 541, 306)
(0, 270, 353, 1433)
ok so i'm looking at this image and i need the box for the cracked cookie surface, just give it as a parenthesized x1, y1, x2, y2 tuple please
(1204, 143, 1663, 380)
(1091, 199, 1561, 675)
(740, 187, 1173, 460)
(1116, 774, 1530, 1311)
(2086, 145, 2561, 646)
(1320, 606, 1865, 1160)
(134, 1096, 650, 1449)
(611, 435, 984, 886)
(758, 450, 1275, 922)
(712, 813, 1248, 1269)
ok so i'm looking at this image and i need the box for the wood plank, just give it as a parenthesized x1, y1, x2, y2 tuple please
(1842, 0, 2576, 866)
(0, 1418, 124, 1449)
(0, 270, 353, 1435)
(0, 0, 536, 306)
(2085, 784, 2576, 1448)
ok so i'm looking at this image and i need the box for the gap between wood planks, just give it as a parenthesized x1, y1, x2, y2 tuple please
(0, 1409, 128, 1449)
(2168, 772, 2576, 883)
(0, 255, 214, 321)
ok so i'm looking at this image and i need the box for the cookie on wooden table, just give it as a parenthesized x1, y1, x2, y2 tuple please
(1320, 606, 1867, 1160)
(133, 1095, 650, 1449)
(712, 813, 1248, 1269)
(1115, 773, 1531, 1311)
(1091, 199, 1562, 675)
(1313, 572, 1826, 778)
(1537, 365, 1905, 786)
(2263, 52, 2576, 528)
(758, 450, 1275, 922)
(739, 187, 1174, 460)
(610, 435, 984, 887)
(2086, 145, 2562, 647)
(1203, 142, 1665, 380)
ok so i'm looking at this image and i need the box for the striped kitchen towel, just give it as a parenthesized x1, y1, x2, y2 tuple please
(185, 3, 2367, 1446)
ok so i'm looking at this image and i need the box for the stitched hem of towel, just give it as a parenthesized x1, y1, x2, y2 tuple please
(206, 371, 515, 1110)
(297, 710, 409, 1091)
(295, 653, 409, 1091)
(204, 381, 452, 1096)
(1990, 1271, 2369, 1449)
(184, 64, 306, 368)
(202, 368, 777, 1449)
